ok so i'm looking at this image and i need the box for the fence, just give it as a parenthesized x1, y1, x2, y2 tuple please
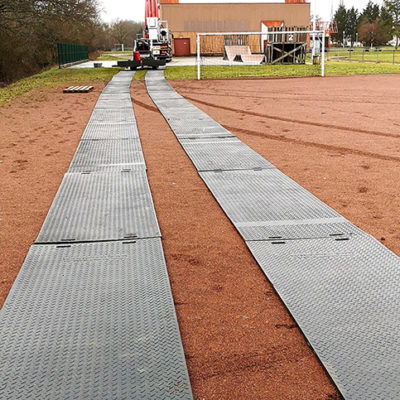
(57, 43, 88, 68)
(196, 30, 325, 80)
(327, 47, 400, 64)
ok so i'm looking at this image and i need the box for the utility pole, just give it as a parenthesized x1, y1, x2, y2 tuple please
(312, 0, 317, 58)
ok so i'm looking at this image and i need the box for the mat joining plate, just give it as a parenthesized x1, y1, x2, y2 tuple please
(69, 139, 145, 171)
(247, 235, 400, 400)
(0, 240, 192, 400)
(36, 170, 160, 243)
(238, 218, 363, 241)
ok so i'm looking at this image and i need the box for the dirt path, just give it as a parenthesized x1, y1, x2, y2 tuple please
(0, 84, 105, 306)
(132, 81, 339, 399)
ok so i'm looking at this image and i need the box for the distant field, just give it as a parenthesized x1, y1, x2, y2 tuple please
(328, 47, 400, 64)
(165, 61, 400, 80)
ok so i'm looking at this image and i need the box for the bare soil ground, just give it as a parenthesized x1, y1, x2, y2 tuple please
(0, 83, 106, 306)
(1, 74, 399, 399)
(171, 75, 400, 256)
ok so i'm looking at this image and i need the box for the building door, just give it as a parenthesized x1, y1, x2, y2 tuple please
(174, 38, 190, 56)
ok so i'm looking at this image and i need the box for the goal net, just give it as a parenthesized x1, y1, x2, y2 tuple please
(196, 30, 326, 80)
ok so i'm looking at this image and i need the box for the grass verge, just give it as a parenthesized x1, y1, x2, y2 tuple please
(327, 61, 400, 75)
(165, 61, 400, 80)
(132, 70, 147, 81)
(0, 67, 122, 105)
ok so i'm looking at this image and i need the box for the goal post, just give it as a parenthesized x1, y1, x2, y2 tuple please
(196, 30, 326, 80)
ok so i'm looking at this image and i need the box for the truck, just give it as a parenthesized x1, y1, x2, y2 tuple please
(118, 0, 172, 70)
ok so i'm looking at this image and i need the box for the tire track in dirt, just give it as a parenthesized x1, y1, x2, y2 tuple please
(133, 98, 400, 163)
(132, 97, 159, 113)
(184, 96, 400, 140)
(223, 125, 400, 163)
(175, 89, 400, 106)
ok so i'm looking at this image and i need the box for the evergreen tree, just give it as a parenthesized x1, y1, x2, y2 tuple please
(333, 2, 348, 44)
(362, 1, 381, 22)
(384, 0, 400, 48)
(347, 7, 360, 45)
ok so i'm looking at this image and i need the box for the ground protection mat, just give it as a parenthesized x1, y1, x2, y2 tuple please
(0, 240, 192, 400)
(145, 69, 400, 400)
(247, 236, 400, 400)
(36, 169, 161, 243)
(0, 70, 193, 398)
(68, 138, 145, 172)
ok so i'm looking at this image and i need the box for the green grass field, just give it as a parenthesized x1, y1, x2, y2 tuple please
(165, 61, 400, 80)
(2, 59, 400, 105)
(0, 67, 122, 104)
(328, 48, 400, 64)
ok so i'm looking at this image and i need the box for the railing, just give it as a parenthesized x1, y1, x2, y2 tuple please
(327, 47, 400, 64)
(57, 43, 88, 68)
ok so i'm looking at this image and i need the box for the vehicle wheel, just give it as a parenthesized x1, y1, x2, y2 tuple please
(130, 66, 137, 71)
(152, 66, 159, 70)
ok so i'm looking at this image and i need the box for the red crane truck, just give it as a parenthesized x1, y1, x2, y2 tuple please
(118, 0, 172, 70)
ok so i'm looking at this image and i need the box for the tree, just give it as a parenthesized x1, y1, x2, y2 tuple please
(384, 0, 400, 48)
(0, 0, 107, 83)
(332, 3, 360, 46)
(362, 0, 381, 23)
(110, 20, 143, 48)
(347, 7, 359, 45)
(333, 2, 348, 44)
(358, 17, 392, 46)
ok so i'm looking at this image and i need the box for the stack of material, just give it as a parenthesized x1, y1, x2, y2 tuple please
(63, 86, 94, 93)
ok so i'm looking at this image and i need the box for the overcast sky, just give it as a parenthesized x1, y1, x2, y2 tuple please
(100, 0, 383, 23)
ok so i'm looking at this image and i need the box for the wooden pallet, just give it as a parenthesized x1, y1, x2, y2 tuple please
(63, 86, 94, 93)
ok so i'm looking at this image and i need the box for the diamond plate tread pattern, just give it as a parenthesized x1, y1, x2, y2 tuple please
(247, 235, 400, 400)
(180, 140, 275, 171)
(95, 101, 133, 109)
(81, 123, 139, 140)
(199, 169, 341, 227)
(0, 240, 193, 400)
(90, 109, 136, 123)
(69, 139, 145, 171)
(36, 170, 161, 243)
(145, 70, 400, 400)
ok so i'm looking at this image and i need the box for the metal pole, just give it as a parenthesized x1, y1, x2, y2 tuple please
(197, 34, 200, 81)
(312, 0, 317, 58)
(321, 31, 325, 77)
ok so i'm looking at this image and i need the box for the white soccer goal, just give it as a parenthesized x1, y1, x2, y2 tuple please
(196, 30, 326, 80)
